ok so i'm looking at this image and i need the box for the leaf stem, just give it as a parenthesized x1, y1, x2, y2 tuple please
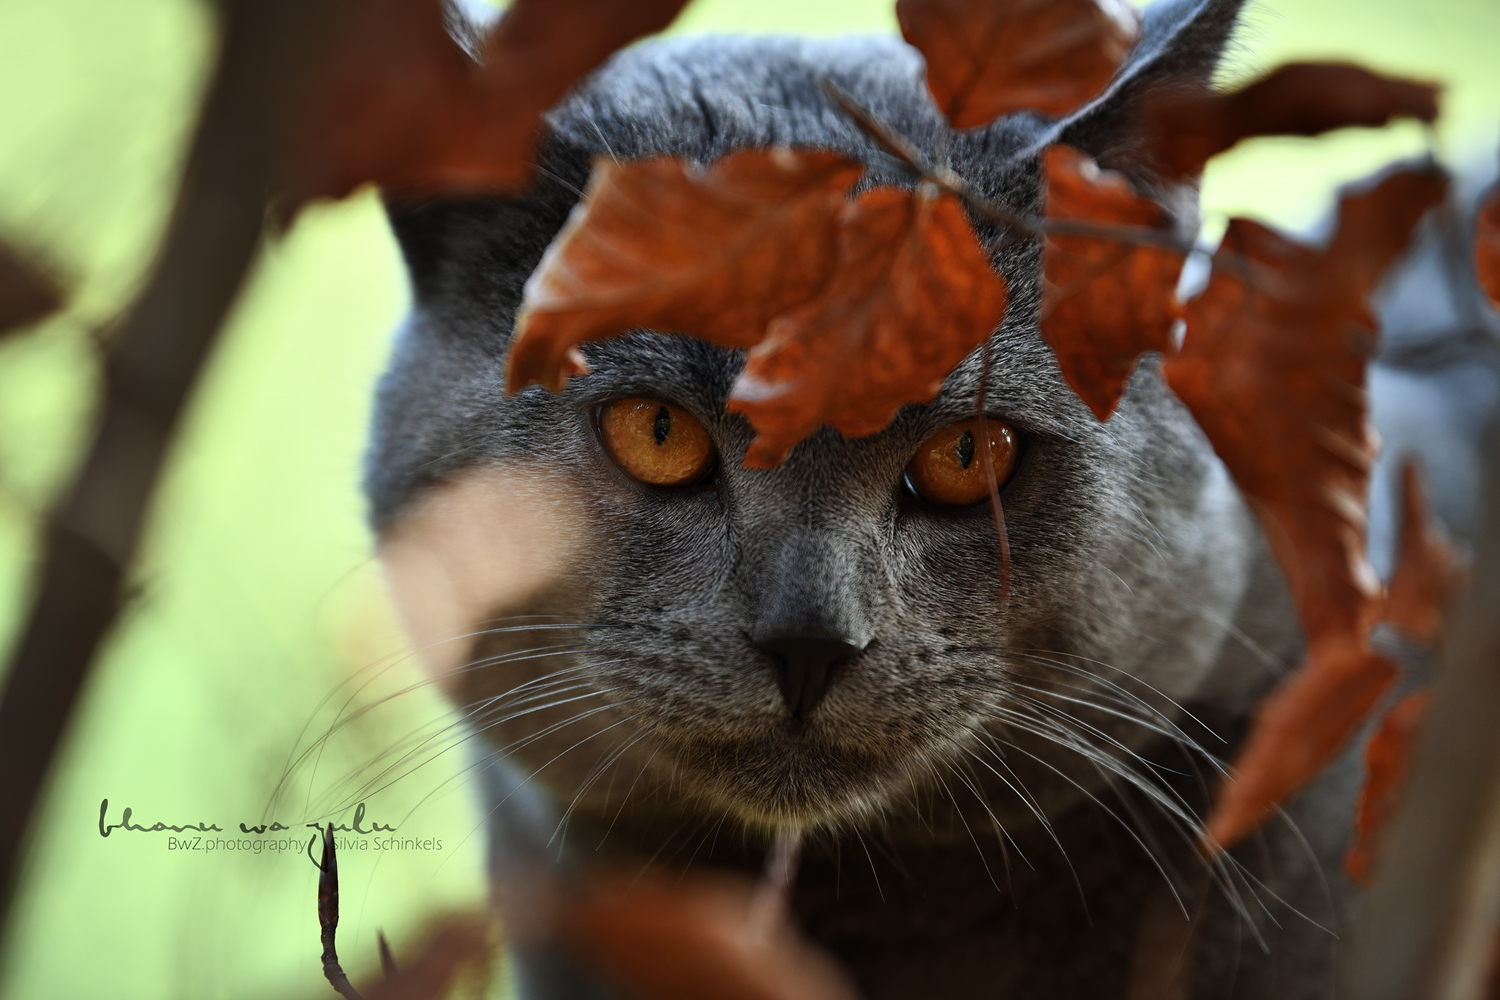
(319, 826, 365, 1000)
(819, 78, 1199, 253)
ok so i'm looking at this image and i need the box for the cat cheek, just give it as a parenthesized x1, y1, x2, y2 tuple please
(376, 463, 591, 696)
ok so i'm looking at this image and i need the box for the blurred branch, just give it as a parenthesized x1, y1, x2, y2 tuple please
(0, 0, 341, 923)
(1353, 435, 1500, 999)
(0, 240, 64, 338)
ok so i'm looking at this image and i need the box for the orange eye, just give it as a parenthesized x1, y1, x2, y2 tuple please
(905, 419, 1018, 506)
(600, 397, 716, 487)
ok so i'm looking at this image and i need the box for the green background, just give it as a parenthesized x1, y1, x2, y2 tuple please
(0, 0, 1495, 997)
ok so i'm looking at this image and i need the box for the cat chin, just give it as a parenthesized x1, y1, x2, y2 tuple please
(660, 727, 936, 831)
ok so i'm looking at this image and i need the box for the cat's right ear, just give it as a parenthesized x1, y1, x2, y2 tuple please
(383, 148, 591, 307)
(1047, 0, 1248, 189)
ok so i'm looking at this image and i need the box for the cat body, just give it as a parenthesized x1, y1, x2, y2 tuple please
(367, 0, 1376, 994)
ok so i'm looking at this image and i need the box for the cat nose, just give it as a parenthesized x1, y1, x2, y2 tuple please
(754, 633, 862, 721)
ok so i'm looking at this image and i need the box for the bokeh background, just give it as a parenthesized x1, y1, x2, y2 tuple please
(0, 0, 1495, 996)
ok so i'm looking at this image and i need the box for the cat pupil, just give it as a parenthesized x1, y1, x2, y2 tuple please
(653, 406, 671, 446)
(956, 430, 975, 470)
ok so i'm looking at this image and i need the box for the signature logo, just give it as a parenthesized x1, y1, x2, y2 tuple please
(95, 799, 436, 866)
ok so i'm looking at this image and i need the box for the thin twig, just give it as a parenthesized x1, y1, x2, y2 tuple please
(820, 77, 1196, 253)
(818, 77, 1295, 293)
(320, 826, 366, 1000)
(976, 339, 1012, 609)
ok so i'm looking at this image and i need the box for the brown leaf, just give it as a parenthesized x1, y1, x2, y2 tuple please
(1385, 461, 1467, 642)
(1345, 691, 1430, 886)
(1142, 63, 1440, 182)
(1040, 145, 1183, 420)
(729, 184, 1009, 467)
(565, 867, 860, 1000)
(1165, 165, 1448, 846)
(896, 0, 1139, 127)
(1206, 640, 1399, 850)
(1477, 182, 1500, 312)
(292, 0, 690, 202)
(360, 918, 493, 1000)
(0, 241, 63, 337)
(508, 150, 865, 392)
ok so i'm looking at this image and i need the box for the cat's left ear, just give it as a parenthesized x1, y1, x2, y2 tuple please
(1049, 0, 1247, 188)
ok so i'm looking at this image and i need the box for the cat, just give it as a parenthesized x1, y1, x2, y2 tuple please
(359, 0, 1470, 995)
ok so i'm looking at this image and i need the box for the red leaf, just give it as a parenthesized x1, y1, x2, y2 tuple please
(292, 0, 690, 201)
(1040, 145, 1183, 420)
(1165, 165, 1448, 846)
(1345, 691, 1430, 885)
(564, 867, 859, 1000)
(896, 0, 1139, 127)
(1384, 461, 1467, 643)
(508, 150, 865, 392)
(0, 240, 63, 337)
(1477, 182, 1500, 313)
(1142, 63, 1439, 182)
(362, 917, 493, 1000)
(729, 184, 1008, 467)
(1206, 640, 1398, 850)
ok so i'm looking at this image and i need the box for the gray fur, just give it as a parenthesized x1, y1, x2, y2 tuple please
(356, 0, 1473, 995)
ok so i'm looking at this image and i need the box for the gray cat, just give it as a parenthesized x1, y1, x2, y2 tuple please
(362, 0, 1496, 995)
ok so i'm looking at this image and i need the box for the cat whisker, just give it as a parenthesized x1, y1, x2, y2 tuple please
(551, 724, 662, 847)
(934, 762, 1004, 893)
(990, 704, 1272, 940)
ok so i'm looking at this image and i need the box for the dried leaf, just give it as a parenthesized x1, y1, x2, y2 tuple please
(1206, 640, 1399, 850)
(1385, 461, 1467, 642)
(1345, 691, 1430, 885)
(0, 241, 63, 337)
(1040, 145, 1183, 420)
(1165, 165, 1448, 846)
(508, 150, 865, 392)
(729, 184, 1008, 467)
(1477, 182, 1500, 312)
(293, 0, 690, 201)
(1143, 63, 1439, 182)
(362, 918, 493, 1000)
(565, 867, 859, 1000)
(896, 0, 1139, 127)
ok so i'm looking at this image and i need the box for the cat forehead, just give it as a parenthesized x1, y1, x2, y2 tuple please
(547, 33, 1051, 189)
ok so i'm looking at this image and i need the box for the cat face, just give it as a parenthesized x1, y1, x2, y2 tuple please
(371, 2, 1266, 835)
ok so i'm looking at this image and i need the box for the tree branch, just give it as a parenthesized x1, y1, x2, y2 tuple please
(0, 0, 341, 924)
(1353, 435, 1500, 999)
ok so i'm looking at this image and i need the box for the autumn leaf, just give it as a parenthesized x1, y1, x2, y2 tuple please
(508, 150, 865, 392)
(1164, 164, 1448, 846)
(729, 183, 1008, 467)
(1205, 640, 1399, 851)
(897, 0, 1139, 127)
(1345, 691, 1430, 885)
(360, 918, 493, 1000)
(1040, 145, 1183, 420)
(0, 240, 63, 337)
(291, 0, 690, 201)
(1477, 182, 1500, 312)
(564, 867, 859, 1000)
(1385, 461, 1467, 643)
(1142, 63, 1439, 183)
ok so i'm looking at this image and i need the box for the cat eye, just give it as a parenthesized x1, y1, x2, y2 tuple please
(904, 418, 1019, 507)
(599, 397, 717, 487)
